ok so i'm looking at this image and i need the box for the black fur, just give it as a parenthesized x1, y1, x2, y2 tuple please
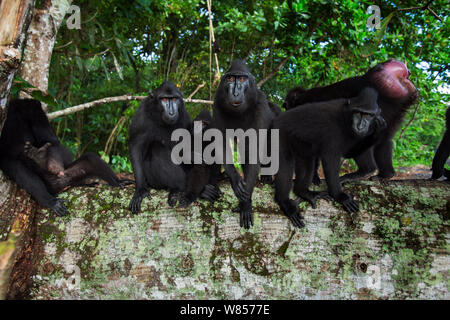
(178, 109, 222, 207)
(128, 81, 191, 213)
(212, 60, 274, 229)
(274, 88, 386, 227)
(260, 101, 283, 184)
(0, 99, 125, 216)
(283, 60, 418, 182)
(431, 106, 450, 180)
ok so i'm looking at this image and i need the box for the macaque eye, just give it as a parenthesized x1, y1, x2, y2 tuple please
(355, 112, 362, 118)
(162, 97, 168, 103)
(239, 77, 246, 82)
(227, 76, 235, 82)
(172, 97, 177, 102)
(363, 114, 372, 119)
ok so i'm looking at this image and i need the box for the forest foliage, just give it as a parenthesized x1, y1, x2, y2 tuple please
(11, 0, 450, 172)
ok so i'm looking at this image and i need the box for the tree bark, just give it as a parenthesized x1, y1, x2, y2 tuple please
(1, 0, 74, 300)
(26, 180, 450, 300)
(18, 0, 72, 110)
(0, 0, 34, 112)
(0, 0, 35, 300)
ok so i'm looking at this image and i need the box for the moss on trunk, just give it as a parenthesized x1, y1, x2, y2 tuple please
(3, 179, 449, 299)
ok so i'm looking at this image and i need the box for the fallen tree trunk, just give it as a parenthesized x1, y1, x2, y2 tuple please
(2, 179, 449, 299)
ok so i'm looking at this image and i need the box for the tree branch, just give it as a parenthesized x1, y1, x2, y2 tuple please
(206, 0, 220, 81)
(47, 95, 142, 120)
(184, 98, 214, 105)
(53, 40, 73, 50)
(397, 0, 442, 21)
(426, 7, 442, 22)
(398, 101, 420, 140)
(257, 44, 301, 87)
(47, 94, 213, 120)
(187, 81, 206, 99)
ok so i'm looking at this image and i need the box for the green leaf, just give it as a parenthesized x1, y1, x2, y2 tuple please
(75, 56, 84, 71)
(30, 91, 58, 108)
(374, 11, 396, 43)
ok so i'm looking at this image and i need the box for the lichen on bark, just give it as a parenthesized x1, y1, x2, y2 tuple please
(20, 180, 449, 300)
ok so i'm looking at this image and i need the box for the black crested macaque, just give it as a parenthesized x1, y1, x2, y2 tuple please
(431, 106, 450, 180)
(128, 81, 191, 214)
(283, 59, 418, 182)
(178, 109, 222, 207)
(274, 87, 386, 227)
(212, 60, 274, 229)
(22, 141, 133, 192)
(268, 101, 282, 117)
(260, 101, 283, 184)
(0, 99, 127, 216)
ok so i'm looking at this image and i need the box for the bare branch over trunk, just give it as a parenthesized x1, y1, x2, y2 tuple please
(47, 95, 213, 120)
(47, 95, 145, 119)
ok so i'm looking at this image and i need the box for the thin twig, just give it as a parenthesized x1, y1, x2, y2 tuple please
(397, 0, 441, 21)
(398, 101, 421, 140)
(206, 0, 220, 85)
(187, 81, 206, 99)
(82, 10, 98, 24)
(57, 48, 110, 58)
(257, 44, 301, 87)
(54, 40, 73, 50)
(426, 7, 442, 22)
(78, 137, 94, 155)
(104, 116, 126, 155)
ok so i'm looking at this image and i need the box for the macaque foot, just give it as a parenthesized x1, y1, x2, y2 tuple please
(259, 175, 273, 184)
(369, 173, 394, 181)
(129, 189, 150, 214)
(200, 184, 222, 202)
(51, 198, 69, 217)
(168, 190, 184, 207)
(279, 199, 305, 228)
(178, 193, 194, 208)
(297, 190, 332, 209)
(337, 194, 359, 213)
(24, 141, 51, 169)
